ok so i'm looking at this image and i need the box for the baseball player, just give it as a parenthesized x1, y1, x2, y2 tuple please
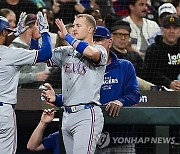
(0, 12, 52, 154)
(42, 14, 108, 154)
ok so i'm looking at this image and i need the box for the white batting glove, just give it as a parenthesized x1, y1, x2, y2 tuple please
(37, 11, 49, 34)
(14, 12, 28, 37)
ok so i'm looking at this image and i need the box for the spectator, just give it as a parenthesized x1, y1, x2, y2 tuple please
(0, 8, 16, 29)
(90, 0, 115, 17)
(83, 8, 105, 26)
(158, 3, 177, 25)
(0, 0, 38, 19)
(52, 0, 85, 24)
(10, 13, 50, 88)
(145, 0, 156, 21)
(123, 0, 160, 59)
(27, 108, 59, 154)
(149, 3, 177, 45)
(110, 20, 144, 78)
(172, 0, 180, 17)
(90, 0, 120, 29)
(144, 15, 180, 90)
(110, 20, 155, 90)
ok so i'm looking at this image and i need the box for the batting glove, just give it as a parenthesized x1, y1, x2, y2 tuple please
(37, 11, 49, 34)
(14, 12, 28, 37)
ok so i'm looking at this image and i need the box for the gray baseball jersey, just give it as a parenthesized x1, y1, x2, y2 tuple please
(49, 45, 107, 106)
(0, 45, 37, 104)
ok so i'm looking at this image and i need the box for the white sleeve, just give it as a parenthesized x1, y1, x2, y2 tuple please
(94, 45, 108, 66)
(7, 48, 37, 66)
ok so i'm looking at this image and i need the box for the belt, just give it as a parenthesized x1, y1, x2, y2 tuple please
(64, 103, 95, 113)
(0, 102, 16, 109)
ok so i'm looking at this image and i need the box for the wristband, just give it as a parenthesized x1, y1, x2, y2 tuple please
(65, 33, 77, 46)
(76, 41, 89, 54)
(65, 33, 89, 55)
(53, 94, 63, 107)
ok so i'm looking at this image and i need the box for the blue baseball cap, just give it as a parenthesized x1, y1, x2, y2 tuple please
(0, 16, 15, 32)
(94, 26, 111, 39)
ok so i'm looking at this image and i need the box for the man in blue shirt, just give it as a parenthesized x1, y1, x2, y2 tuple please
(94, 26, 140, 117)
(93, 26, 140, 153)
(27, 108, 59, 154)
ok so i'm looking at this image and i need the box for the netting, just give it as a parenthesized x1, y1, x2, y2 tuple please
(1, 0, 180, 154)
(1, 0, 179, 91)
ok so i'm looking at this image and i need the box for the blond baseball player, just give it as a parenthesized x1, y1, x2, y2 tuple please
(43, 14, 108, 154)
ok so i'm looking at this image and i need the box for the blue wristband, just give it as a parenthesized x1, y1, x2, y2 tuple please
(65, 33, 77, 46)
(76, 41, 89, 54)
(53, 94, 63, 107)
(65, 33, 89, 55)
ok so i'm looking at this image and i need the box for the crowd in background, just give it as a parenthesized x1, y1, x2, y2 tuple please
(0, 0, 180, 91)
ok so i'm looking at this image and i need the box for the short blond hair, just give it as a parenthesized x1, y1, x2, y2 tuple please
(75, 14, 96, 30)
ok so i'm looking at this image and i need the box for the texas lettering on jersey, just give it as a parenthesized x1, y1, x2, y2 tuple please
(64, 62, 87, 75)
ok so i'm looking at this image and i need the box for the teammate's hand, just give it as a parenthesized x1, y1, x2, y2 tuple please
(36, 11, 49, 34)
(14, 12, 29, 37)
(41, 83, 56, 103)
(36, 71, 50, 82)
(41, 108, 56, 124)
(105, 100, 123, 117)
(55, 18, 68, 38)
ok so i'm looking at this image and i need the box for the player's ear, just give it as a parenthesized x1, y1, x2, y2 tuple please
(88, 26, 94, 34)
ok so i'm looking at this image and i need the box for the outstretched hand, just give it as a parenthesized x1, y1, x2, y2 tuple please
(14, 12, 29, 37)
(55, 18, 68, 38)
(41, 108, 56, 124)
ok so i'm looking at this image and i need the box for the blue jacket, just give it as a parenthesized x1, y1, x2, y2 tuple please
(42, 131, 59, 154)
(100, 51, 140, 106)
